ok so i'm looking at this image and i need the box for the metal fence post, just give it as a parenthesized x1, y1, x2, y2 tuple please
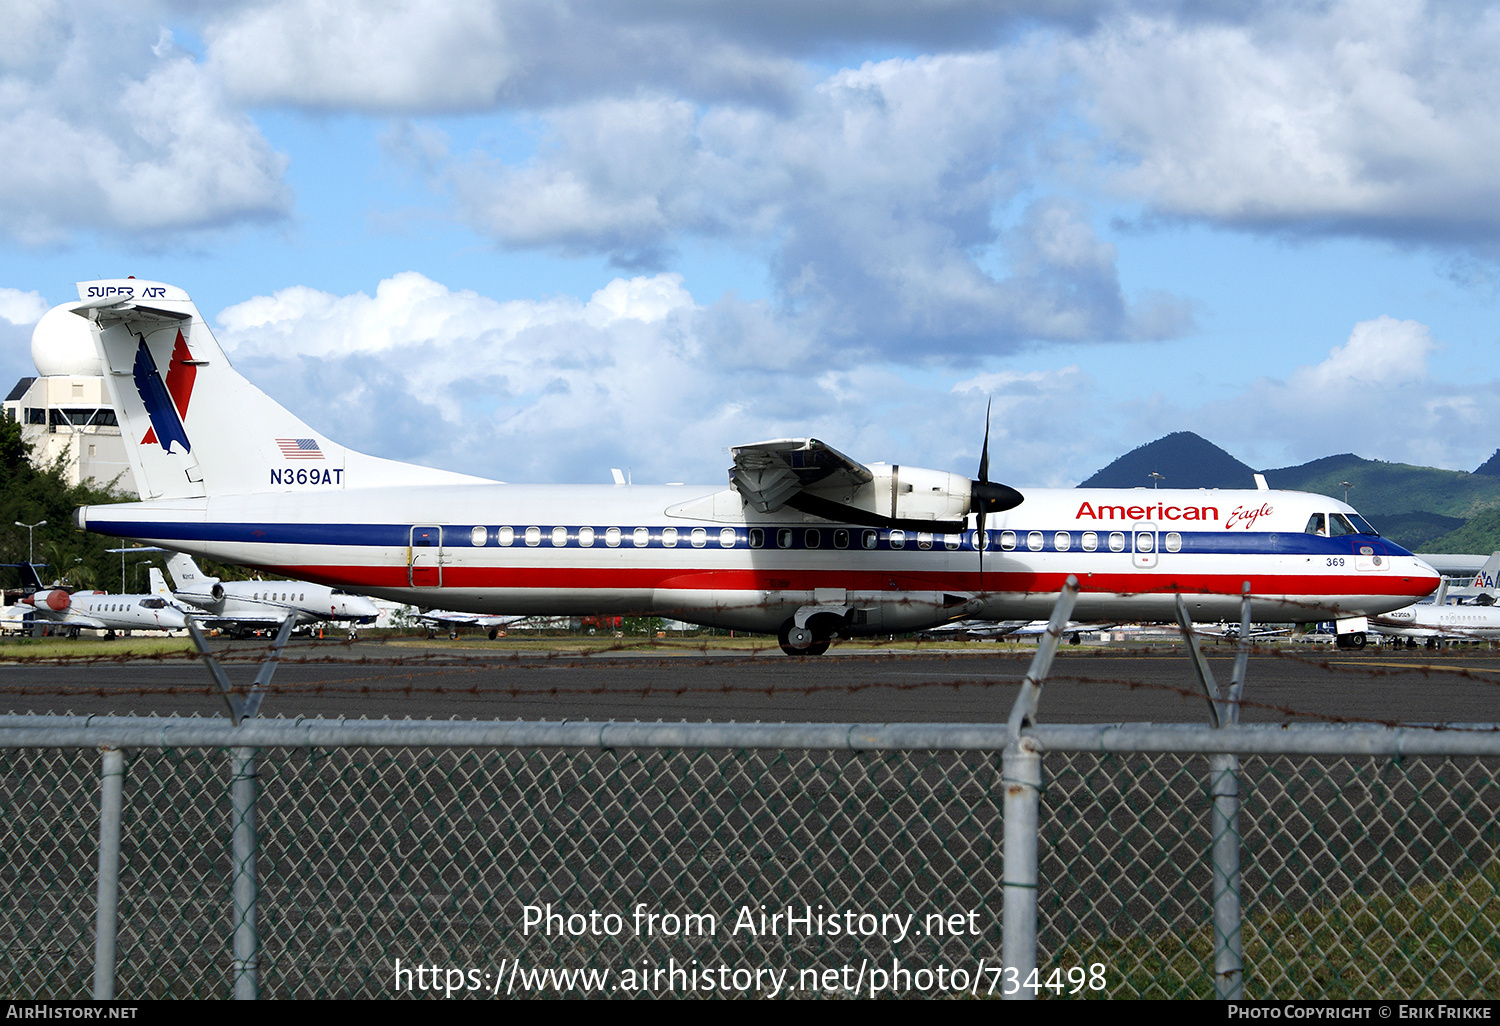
(230, 746, 259, 1000)
(1210, 752, 1244, 998)
(1002, 736, 1042, 999)
(92, 745, 124, 1000)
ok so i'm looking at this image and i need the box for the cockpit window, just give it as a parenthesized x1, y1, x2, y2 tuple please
(1329, 513, 1359, 537)
(1344, 513, 1378, 536)
(1304, 514, 1327, 537)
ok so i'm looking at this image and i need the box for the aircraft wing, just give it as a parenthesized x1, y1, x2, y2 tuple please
(416, 610, 528, 628)
(729, 439, 873, 514)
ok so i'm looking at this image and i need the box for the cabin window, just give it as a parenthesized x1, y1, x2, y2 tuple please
(1000, 531, 1016, 551)
(1055, 531, 1070, 552)
(749, 529, 764, 548)
(497, 526, 514, 546)
(862, 530, 877, 550)
(973, 530, 988, 550)
(551, 526, 568, 546)
(918, 533, 933, 550)
(944, 534, 961, 551)
(1108, 532, 1125, 552)
(605, 527, 621, 548)
(524, 527, 541, 547)
(662, 527, 678, 548)
(719, 528, 736, 548)
(1165, 532, 1182, 552)
(634, 527, 651, 547)
(1136, 532, 1154, 553)
(806, 529, 821, 548)
(777, 529, 792, 548)
(470, 526, 488, 547)
(1082, 531, 1098, 552)
(1027, 531, 1043, 552)
(834, 529, 850, 549)
(690, 528, 707, 548)
(889, 530, 905, 549)
(578, 527, 595, 547)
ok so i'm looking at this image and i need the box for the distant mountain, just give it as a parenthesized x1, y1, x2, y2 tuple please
(1261, 455, 1500, 519)
(1078, 432, 1257, 489)
(1371, 511, 1466, 552)
(1425, 509, 1500, 554)
(1080, 433, 1500, 551)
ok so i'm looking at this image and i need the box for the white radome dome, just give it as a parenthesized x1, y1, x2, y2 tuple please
(30, 303, 101, 377)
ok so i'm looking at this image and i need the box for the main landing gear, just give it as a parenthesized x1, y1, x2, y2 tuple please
(1335, 631, 1367, 650)
(778, 617, 832, 657)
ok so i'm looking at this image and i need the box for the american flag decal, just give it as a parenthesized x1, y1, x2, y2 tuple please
(276, 438, 324, 459)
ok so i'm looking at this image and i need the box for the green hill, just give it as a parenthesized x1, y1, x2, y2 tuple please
(1260, 454, 1500, 519)
(1079, 432, 1257, 489)
(1367, 511, 1466, 551)
(1078, 433, 1500, 552)
(1424, 509, 1500, 554)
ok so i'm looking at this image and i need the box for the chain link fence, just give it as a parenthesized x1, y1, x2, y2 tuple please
(3, 718, 1499, 999)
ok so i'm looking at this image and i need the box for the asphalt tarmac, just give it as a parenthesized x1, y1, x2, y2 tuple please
(3, 636, 1498, 725)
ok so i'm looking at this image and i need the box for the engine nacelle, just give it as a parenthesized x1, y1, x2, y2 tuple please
(24, 589, 71, 612)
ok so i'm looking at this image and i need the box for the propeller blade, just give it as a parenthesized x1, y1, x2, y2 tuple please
(978, 398, 991, 484)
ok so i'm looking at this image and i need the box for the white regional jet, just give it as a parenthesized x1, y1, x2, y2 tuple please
(153, 553, 378, 637)
(1369, 553, 1500, 648)
(16, 564, 187, 637)
(63, 279, 1440, 655)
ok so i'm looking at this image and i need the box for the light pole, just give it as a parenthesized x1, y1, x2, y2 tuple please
(1340, 481, 1352, 503)
(14, 520, 46, 565)
(1148, 472, 1164, 489)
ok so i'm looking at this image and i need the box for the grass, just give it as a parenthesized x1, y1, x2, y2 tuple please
(1050, 862, 1500, 999)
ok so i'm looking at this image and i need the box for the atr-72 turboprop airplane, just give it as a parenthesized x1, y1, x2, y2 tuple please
(62, 279, 1439, 655)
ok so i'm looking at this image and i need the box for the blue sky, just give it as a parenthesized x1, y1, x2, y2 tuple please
(3, 0, 1499, 490)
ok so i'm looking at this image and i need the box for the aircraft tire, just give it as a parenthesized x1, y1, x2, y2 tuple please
(449, 630, 459, 640)
(805, 639, 831, 656)
(1347, 631, 1367, 649)
(778, 619, 815, 656)
(68, 626, 80, 639)
(488, 627, 498, 640)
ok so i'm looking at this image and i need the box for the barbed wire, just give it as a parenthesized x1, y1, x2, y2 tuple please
(2, 627, 1499, 729)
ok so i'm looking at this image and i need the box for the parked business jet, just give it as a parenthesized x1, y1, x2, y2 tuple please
(16, 563, 187, 637)
(1369, 553, 1500, 648)
(64, 279, 1439, 655)
(152, 553, 378, 637)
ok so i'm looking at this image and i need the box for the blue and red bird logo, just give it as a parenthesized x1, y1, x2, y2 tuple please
(132, 330, 197, 454)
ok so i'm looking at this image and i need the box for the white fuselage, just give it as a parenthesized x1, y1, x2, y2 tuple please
(23, 590, 187, 632)
(78, 483, 1440, 635)
(1370, 602, 1500, 642)
(172, 581, 378, 627)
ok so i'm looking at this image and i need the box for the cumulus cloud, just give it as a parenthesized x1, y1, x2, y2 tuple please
(211, 271, 1092, 484)
(1079, 1, 1500, 244)
(0, 288, 48, 327)
(204, 0, 807, 112)
(0, 2, 289, 244)
(1155, 316, 1500, 472)
(425, 53, 1191, 356)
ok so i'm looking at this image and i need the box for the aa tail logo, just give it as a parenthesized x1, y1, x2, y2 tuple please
(134, 330, 197, 454)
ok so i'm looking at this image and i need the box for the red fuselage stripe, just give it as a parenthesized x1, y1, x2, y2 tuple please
(268, 564, 1436, 598)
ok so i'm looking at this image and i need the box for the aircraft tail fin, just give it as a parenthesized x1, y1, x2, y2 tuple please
(1476, 552, 1500, 593)
(165, 552, 214, 591)
(71, 279, 491, 500)
(17, 563, 44, 592)
(148, 567, 171, 597)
